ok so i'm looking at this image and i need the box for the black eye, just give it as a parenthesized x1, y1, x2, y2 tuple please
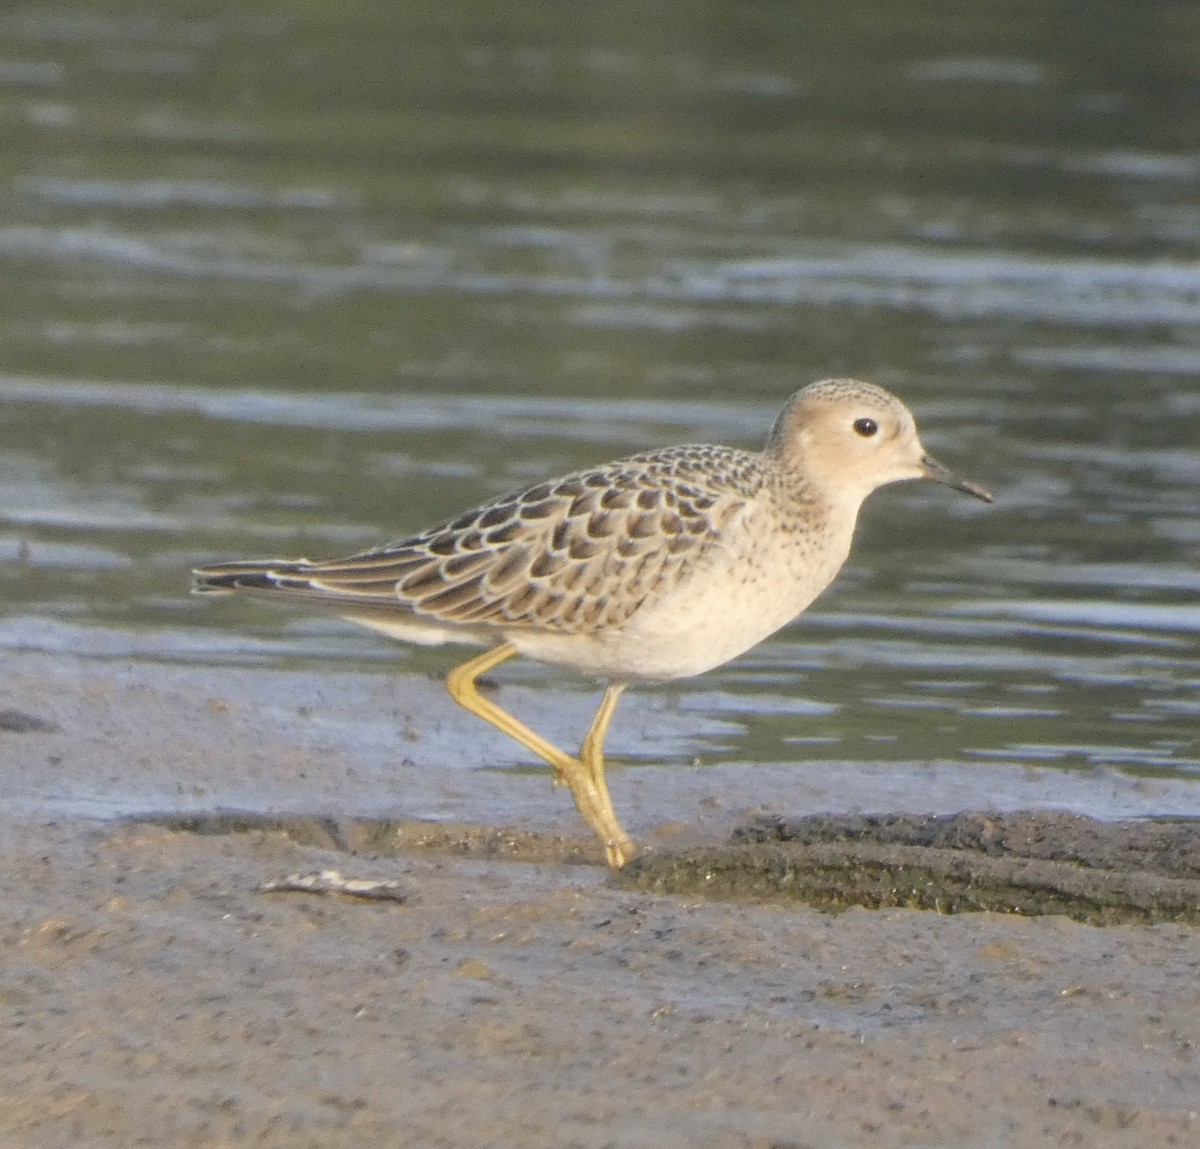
(853, 417, 879, 438)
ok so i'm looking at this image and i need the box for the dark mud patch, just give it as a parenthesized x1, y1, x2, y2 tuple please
(143, 809, 1200, 924)
(0, 707, 60, 733)
(738, 810, 1200, 875)
(145, 812, 598, 865)
(616, 811, 1200, 924)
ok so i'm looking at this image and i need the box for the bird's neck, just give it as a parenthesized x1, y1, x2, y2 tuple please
(769, 457, 868, 528)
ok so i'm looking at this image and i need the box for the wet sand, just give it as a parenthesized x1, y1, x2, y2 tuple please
(2, 650, 1198, 1147)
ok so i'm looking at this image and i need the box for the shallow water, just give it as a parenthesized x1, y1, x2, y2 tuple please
(2, 2, 1199, 795)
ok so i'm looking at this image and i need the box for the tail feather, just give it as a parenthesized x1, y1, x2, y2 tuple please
(191, 560, 316, 595)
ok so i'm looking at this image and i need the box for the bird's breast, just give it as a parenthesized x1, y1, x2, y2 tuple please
(510, 498, 857, 682)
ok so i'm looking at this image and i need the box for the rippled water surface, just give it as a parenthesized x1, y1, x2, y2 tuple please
(2, 2, 1199, 790)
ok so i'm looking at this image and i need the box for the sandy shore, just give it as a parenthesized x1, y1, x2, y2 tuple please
(1, 650, 1197, 1147)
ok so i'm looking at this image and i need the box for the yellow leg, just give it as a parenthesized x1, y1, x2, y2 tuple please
(445, 644, 637, 868)
(579, 682, 635, 868)
(580, 685, 624, 809)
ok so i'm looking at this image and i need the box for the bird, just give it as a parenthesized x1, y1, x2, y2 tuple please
(192, 378, 992, 869)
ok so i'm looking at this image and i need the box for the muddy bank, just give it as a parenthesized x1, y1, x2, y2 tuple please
(146, 808, 1200, 925)
(619, 811, 1200, 924)
(2, 812, 1198, 1148)
(1, 650, 1198, 1147)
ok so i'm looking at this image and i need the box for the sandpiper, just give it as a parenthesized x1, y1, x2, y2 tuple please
(193, 378, 992, 868)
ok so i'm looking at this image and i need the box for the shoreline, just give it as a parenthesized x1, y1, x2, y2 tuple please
(1, 650, 1197, 1146)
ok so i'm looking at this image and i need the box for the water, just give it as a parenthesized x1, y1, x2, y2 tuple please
(2, 2, 1199, 792)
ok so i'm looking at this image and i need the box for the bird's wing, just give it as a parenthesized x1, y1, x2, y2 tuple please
(192, 445, 763, 635)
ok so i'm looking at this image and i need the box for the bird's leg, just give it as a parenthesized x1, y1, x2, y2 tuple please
(444, 645, 637, 868)
(446, 644, 577, 780)
(578, 683, 636, 868)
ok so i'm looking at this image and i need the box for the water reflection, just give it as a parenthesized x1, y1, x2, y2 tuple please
(0, 1, 1197, 795)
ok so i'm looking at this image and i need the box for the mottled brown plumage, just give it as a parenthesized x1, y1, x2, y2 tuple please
(195, 443, 763, 639)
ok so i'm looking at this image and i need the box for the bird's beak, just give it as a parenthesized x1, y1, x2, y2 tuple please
(921, 453, 993, 503)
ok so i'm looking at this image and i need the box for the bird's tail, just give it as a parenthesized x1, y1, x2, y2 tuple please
(191, 560, 320, 596)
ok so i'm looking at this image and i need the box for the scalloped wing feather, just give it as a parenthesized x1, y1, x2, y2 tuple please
(193, 445, 765, 636)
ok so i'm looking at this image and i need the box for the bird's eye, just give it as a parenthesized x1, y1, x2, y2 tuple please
(853, 417, 879, 438)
